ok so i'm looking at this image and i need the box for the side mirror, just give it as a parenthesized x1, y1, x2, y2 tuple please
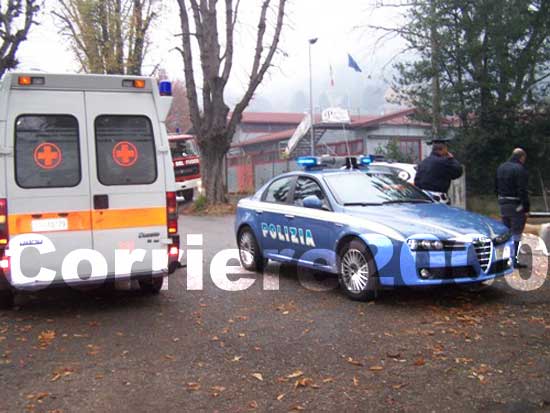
(303, 195, 323, 210)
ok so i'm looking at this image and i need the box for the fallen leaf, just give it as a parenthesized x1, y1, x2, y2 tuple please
(414, 358, 426, 367)
(277, 393, 285, 401)
(322, 377, 334, 383)
(347, 357, 364, 367)
(38, 331, 56, 349)
(294, 377, 313, 388)
(86, 344, 100, 356)
(369, 365, 384, 372)
(186, 382, 201, 391)
(211, 386, 226, 396)
(251, 373, 263, 381)
(287, 370, 304, 379)
(50, 367, 74, 382)
(353, 376, 359, 386)
(231, 356, 242, 362)
(248, 400, 258, 409)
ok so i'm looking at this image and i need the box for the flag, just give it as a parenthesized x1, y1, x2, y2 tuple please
(348, 54, 362, 73)
(329, 65, 335, 87)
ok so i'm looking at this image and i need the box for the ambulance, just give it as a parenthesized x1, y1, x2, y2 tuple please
(0, 73, 180, 307)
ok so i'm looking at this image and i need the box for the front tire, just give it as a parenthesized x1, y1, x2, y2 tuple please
(238, 228, 266, 272)
(139, 277, 164, 294)
(338, 239, 377, 301)
(183, 189, 194, 202)
(0, 290, 14, 309)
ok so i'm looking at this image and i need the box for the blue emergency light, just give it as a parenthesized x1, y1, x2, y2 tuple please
(296, 156, 319, 167)
(159, 81, 172, 96)
(359, 155, 373, 166)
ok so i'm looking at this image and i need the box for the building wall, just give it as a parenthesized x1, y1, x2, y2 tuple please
(228, 123, 433, 193)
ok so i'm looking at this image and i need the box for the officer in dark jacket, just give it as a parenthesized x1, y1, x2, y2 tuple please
(496, 148, 530, 268)
(414, 138, 463, 204)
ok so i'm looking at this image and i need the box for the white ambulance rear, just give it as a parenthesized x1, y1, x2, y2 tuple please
(0, 73, 180, 307)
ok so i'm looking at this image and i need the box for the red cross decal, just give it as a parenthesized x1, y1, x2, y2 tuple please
(34, 143, 63, 170)
(113, 141, 138, 167)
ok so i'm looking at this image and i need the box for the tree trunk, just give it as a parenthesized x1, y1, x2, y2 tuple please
(200, 144, 228, 204)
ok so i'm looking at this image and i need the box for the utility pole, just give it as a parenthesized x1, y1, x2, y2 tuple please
(308, 38, 318, 156)
(430, 2, 442, 138)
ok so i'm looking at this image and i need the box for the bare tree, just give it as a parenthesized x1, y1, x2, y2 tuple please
(176, 0, 287, 204)
(0, 0, 41, 78)
(54, 0, 159, 75)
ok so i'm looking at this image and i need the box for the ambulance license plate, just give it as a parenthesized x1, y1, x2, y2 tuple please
(32, 218, 69, 232)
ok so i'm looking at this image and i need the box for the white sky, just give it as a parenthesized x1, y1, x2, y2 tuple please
(16, 0, 405, 110)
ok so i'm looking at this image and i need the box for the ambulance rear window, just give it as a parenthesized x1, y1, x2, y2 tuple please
(95, 115, 157, 186)
(15, 115, 81, 189)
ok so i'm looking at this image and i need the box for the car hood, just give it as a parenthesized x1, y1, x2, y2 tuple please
(343, 203, 508, 240)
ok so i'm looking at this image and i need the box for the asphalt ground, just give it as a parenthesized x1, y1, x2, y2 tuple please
(0, 214, 549, 413)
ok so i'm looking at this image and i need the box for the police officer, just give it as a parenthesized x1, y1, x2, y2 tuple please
(496, 148, 530, 268)
(414, 138, 463, 204)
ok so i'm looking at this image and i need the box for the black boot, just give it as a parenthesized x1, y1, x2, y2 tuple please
(513, 241, 528, 269)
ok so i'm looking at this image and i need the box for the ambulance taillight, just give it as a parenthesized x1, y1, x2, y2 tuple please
(0, 199, 9, 274)
(166, 192, 178, 235)
(0, 199, 8, 246)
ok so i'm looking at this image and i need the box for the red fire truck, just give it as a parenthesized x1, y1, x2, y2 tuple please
(168, 134, 201, 202)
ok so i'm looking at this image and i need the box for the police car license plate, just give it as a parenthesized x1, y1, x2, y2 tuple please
(32, 218, 69, 232)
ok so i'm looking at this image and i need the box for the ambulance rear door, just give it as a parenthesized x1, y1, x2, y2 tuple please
(84, 91, 168, 277)
(6, 89, 94, 286)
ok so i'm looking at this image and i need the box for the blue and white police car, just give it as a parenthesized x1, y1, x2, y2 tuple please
(235, 156, 515, 301)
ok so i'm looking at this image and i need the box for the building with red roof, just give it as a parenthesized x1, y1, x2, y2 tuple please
(226, 107, 448, 193)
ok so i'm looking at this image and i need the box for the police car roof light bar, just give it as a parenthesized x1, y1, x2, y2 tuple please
(297, 156, 364, 170)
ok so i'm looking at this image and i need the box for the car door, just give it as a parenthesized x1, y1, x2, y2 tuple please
(257, 176, 296, 261)
(84, 92, 167, 277)
(6, 90, 94, 286)
(290, 176, 337, 271)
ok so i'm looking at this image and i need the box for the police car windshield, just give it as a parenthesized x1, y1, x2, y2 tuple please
(325, 172, 432, 206)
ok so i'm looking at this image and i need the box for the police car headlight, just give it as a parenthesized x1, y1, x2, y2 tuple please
(407, 239, 445, 251)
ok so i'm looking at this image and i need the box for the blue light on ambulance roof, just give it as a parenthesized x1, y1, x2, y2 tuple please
(296, 157, 318, 167)
(159, 81, 172, 96)
(360, 155, 373, 165)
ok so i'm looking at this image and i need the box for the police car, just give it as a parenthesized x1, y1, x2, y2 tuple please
(235, 156, 514, 301)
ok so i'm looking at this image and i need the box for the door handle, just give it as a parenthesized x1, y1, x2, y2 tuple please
(255, 210, 263, 215)
(284, 214, 295, 219)
(94, 195, 109, 210)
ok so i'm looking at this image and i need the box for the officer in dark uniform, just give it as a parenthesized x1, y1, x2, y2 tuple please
(496, 148, 530, 268)
(414, 138, 463, 204)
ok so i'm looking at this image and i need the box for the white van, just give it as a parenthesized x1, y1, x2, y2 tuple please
(0, 73, 180, 307)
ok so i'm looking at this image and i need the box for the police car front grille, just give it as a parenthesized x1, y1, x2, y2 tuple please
(473, 239, 492, 272)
